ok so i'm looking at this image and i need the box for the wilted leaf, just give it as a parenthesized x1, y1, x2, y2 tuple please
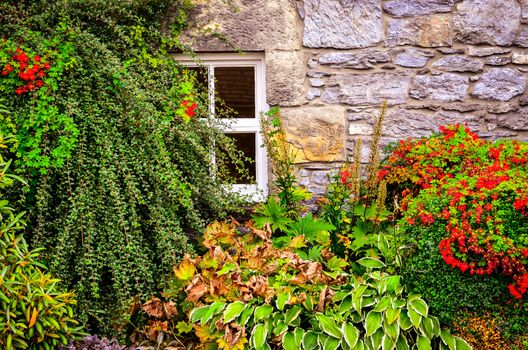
(173, 255, 196, 281)
(142, 298, 164, 318)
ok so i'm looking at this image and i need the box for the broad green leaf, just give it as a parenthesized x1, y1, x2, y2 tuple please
(395, 335, 409, 350)
(416, 335, 431, 350)
(324, 336, 341, 350)
(365, 311, 382, 337)
(285, 306, 302, 325)
(276, 293, 290, 311)
(254, 304, 273, 322)
(384, 276, 401, 293)
(399, 310, 413, 330)
(273, 321, 288, 336)
(223, 301, 246, 323)
(189, 306, 209, 323)
(339, 296, 353, 314)
(302, 331, 318, 350)
(382, 335, 396, 350)
(440, 329, 455, 350)
(368, 329, 383, 349)
(239, 305, 255, 326)
(353, 340, 365, 350)
(303, 294, 314, 311)
(201, 302, 226, 324)
(334, 290, 353, 302)
(407, 306, 422, 329)
(419, 316, 434, 340)
(385, 307, 400, 325)
(252, 323, 268, 350)
(294, 328, 304, 346)
(283, 332, 296, 350)
(342, 322, 359, 349)
(430, 316, 441, 337)
(454, 337, 472, 350)
(217, 262, 236, 276)
(316, 313, 342, 338)
(383, 318, 400, 340)
(357, 257, 386, 269)
(409, 299, 428, 317)
(373, 296, 392, 312)
(378, 234, 390, 257)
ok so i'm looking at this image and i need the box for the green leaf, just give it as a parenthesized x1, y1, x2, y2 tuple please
(283, 332, 296, 350)
(357, 257, 386, 269)
(368, 329, 384, 349)
(409, 299, 428, 317)
(365, 311, 382, 337)
(217, 262, 236, 276)
(382, 335, 396, 350)
(384, 276, 401, 293)
(302, 331, 318, 350)
(239, 305, 255, 326)
(339, 297, 353, 314)
(383, 318, 400, 340)
(285, 306, 302, 325)
(254, 304, 273, 322)
(399, 310, 413, 331)
(276, 293, 290, 311)
(440, 329, 455, 350)
(416, 335, 431, 350)
(342, 322, 359, 349)
(294, 328, 304, 346)
(373, 296, 392, 312)
(316, 313, 342, 338)
(407, 306, 422, 329)
(189, 306, 209, 323)
(454, 337, 472, 350)
(353, 340, 365, 350)
(385, 307, 400, 325)
(324, 336, 340, 350)
(223, 301, 246, 323)
(252, 323, 268, 350)
(420, 316, 434, 340)
(303, 294, 314, 311)
(395, 335, 409, 350)
(430, 316, 441, 337)
(201, 301, 226, 324)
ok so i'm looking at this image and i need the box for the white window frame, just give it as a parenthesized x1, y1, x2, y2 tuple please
(173, 53, 269, 201)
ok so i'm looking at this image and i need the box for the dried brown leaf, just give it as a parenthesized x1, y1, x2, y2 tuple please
(142, 298, 164, 318)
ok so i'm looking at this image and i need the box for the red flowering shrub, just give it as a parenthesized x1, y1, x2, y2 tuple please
(381, 125, 528, 299)
(2, 47, 51, 95)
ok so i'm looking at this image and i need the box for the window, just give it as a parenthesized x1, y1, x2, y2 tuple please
(174, 53, 268, 200)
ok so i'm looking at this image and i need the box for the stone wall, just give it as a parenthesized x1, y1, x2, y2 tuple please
(180, 0, 528, 194)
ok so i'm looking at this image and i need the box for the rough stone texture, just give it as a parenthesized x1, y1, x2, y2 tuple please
(468, 47, 511, 57)
(322, 73, 411, 106)
(386, 15, 452, 47)
(453, 0, 521, 46)
(180, 0, 299, 51)
(349, 123, 373, 135)
(488, 103, 519, 114)
(302, 0, 383, 49)
(442, 103, 486, 112)
(432, 55, 483, 72)
(523, 0, 528, 20)
(383, 0, 454, 17)
(281, 107, 346, 163)
(472, 68, 526, 101)
(521, 95, 528, 106)
(266, 50, 305, 106)
(311, 171, 329, 185)
(394, 49, 435, 68)
(319, 50, 391, 69)
(306, 88, 321, 100)
(437, 47, 465, 54)
(410, 73, 469, 102)
(383, 109, 480, 138)
(498, 108, 528, 130)
(485, 56, 512, 66)
(515, 26, 528, 47)
(513, 53, 528, 65)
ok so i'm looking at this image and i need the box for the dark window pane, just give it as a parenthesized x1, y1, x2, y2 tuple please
(225, 133, 256, 184)
(215, 67, 255, 118)
(186, 66, 208, 90)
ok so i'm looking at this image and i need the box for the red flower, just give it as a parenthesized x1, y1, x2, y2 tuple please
(15, 86, 27, 95)
(36, 80, 44, 88)
(34, 55, 41, 62)
(508, 284, 523, 299)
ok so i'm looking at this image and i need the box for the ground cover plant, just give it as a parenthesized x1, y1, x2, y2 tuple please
(380, 125, 528, 343)
(0, 0, 248, 337)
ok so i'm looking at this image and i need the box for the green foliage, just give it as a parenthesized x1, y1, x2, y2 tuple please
(381, 125, 528, 335)
(0, 0, 248, 336)
(168, 220, 469, 349)
(0, 133, 82, 349)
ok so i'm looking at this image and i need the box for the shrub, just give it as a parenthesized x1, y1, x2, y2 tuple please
(60, 335, 125, 350)
(1, 0, 247, 336)
(0, 131, 81, 349)
(380, 124, 528, 331)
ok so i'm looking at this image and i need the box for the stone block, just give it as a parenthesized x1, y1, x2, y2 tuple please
(515, 26, 528, 47)
(498, 108, 528, 130)
(410, 73, 469, 102)
(394, 48, 435, 68)
(266, 50, 305, 106)
(468, 47, 511, 57)
(386, 15, 452, 47)
(432, 55, 483, 72)
(302, 0, 383, 49)
(484, 56, 512, 66)
(318, 50, 391, 69)
(383, 0, 454, 17)
(322, 72, 411, 106)
(513, 53, 528, 65)
(472, 68, 526, 101)
(281, 107, 346, 163)
(454, 0, 521, 46)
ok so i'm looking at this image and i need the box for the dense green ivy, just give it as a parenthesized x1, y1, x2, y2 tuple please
(0, 0, 246, 336)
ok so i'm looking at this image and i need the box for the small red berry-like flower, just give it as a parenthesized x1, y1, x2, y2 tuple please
(15, 86, 27, 95)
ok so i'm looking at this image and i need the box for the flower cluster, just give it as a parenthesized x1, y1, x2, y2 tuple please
(382, 125, 528, 299)
(1, 48, 51, 95)
(179, 100, 198, 123)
